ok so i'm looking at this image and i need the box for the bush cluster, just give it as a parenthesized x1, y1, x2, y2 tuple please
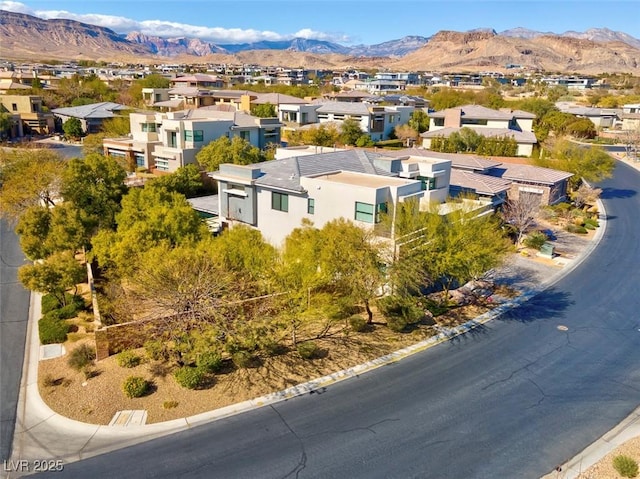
(196, 351, 223, 373)
(613, 455, 639, 478)
(173, 366, 206, 390)
(565, 224, 588, 234)
(231, 350, 254, 368)
(523, 231, 548, 250)
(39, 315, 70, 344)
(122, 376, 149, 398)
(297, 341, 320, 360)
(67, 344, 96, 371)
(377, 295, 424, 332)
(348, 314, 368, 332)
(117, 350, 142, 368)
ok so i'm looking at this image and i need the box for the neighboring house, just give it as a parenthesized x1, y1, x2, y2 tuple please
(52, 102, 128, 134)
(487, 160, 574, 205)
(0, 94, 54, 136)
(423, 104, 537, 156)
(388, 148, 572, 206)
(556, 102, 620, 129)
(170, 74, 225, 89)
(210, 149, 451, 246)
(314, 101, 414, 141)
(103, 108, 282, 173)
(621, 103, 640, 131)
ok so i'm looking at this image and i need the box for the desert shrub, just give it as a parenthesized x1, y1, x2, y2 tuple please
(117, 350, 142, 368)
(523, 231, 548, 250)
(42, 374, 61, 387)
(67, 344, 96, 371)
(378, 295, 424, 332)
(122, 376, 149, 398)
(57, 302, 81, 320)
(584, 223, 596, 230)
(196, 351, 223, 373)
(261, 340, 287, 357)
(83, 367, 99, 379)
(163, 400, 179, 409)
(584, 217, 599, 227)
(41, 294, 62, 314)
(173, 366, 206, 389)
(144, 339, 170, 362)
(39, 316, 69, 344)
(348, 314, 368, 332)
(613, 455, 639, 478)
(297, 341, 320, 360)
(231, 350, 253, 368)
(566, 224, 588, 234)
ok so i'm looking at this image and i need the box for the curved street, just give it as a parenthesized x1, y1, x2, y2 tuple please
(22, 160, 640, 478)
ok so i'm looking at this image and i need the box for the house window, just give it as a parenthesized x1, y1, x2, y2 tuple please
(272, 192, 289, 212)
(307, 198, 315, 215)
(134, 154, 145, 168)
(239, 130, 250, 141)
(376, 202, 388, 223)
(155, 158, 169, 171)
(418, 176, 436, 191)
(184, 130, 204, 142)
(11, 103, 17, 111)
(355, 202, 375, 223)
(142, 123, 156, 132)
(168, 131, 177, 148)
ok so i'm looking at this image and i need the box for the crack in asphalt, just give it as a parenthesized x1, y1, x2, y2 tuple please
(271, 405, 307, 479)
(481, 342, 567, 392)
(525, 378, 548, 410)
(302, 417, 401, 440)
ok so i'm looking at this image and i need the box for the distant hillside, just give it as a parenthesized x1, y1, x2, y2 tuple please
(1, 10, 639, 74)
(0, 10, 150, 60)
(391, 30, 640, 74)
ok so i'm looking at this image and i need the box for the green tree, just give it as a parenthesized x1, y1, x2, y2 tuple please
(91, 186, 208, 276)
(147, 164, 205, 197)
(317, 219, 386, 323)
(61, 153, 128, 232)
(196, 136, 265, 172)
(408, 110, 429, 133)
(394, 124, 419, 147)
(63, 117, 84, 139)
(536, 139, 615, 188)
(251, 103, 277, 118)
(18, 251, 86, 306)
(0, 148, 64, 222)
(16, 206, 52, 260)
(340, 118, 364, 146)
(566, 118, 597, 139)
(0, 110, 13, 139)
(300, 123, 341, 147)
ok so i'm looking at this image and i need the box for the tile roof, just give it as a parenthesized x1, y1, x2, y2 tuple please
(429, 104, 513, 120)
(51, 102, 128, 119)
(316, 101, 372, 115)
(385, 148, 501, 171)
(489, 163, 573, 185)
(254, 93, 308, 105)
(449, 169, 512, 195)
(252, 150, 396, 193)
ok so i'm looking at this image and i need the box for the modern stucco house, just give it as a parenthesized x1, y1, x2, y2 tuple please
(422, 104, 538, 156)
(103, 108, 282, 173)
(0, 94, 54, 136)
(52, 102, 129, 134)
(209, 149, 452, 246)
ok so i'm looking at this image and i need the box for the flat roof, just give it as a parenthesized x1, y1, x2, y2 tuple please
(310, 170, 415, 189)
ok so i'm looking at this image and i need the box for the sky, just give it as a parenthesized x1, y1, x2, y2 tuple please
(1, 0, 639, 45)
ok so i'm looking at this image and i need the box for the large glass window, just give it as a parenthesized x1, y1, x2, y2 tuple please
(376, 202, 388, 223)
(184, 130, 204, 142)
(307, 198, 315, 215)
(355, 202, 374, 223)
(418, 176, 436, 191)
(272, 192, 289, 212)
(142, 123, 156, 132)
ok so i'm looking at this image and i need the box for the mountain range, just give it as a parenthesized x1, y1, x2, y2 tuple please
(1, 10, 639, 74)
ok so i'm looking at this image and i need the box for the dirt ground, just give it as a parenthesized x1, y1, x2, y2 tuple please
(574, 438, 640, 479)
(39, 307, 475, 425)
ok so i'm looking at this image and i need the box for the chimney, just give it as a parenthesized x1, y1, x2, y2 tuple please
(444, 108, 462, 128)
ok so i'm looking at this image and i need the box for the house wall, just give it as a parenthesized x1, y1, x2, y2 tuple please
(515, 118, 534, 132)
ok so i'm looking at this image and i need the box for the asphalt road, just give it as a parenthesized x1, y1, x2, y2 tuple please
(0, 220, 30, 461)
(33, 161, 640, 479)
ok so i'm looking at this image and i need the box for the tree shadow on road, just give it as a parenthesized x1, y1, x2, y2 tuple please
(496, 288, 574, 323)
(599, 187, 637, 199)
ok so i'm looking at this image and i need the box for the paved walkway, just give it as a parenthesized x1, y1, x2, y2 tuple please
(6, 155, 639, 479)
